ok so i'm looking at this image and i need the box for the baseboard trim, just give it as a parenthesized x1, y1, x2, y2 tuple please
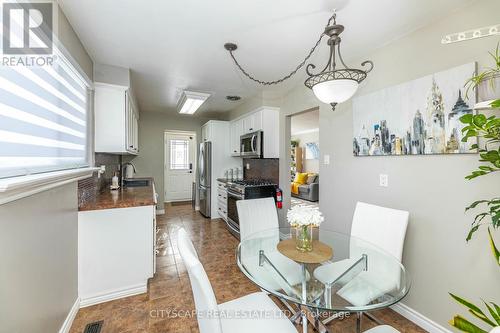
(391, 303, 452, 333)
(156, 209, 165, 215)
(80, 284, 147, 308)
(58, 297, 80, 333)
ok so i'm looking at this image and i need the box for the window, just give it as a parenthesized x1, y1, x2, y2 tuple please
(0, 50, 90, 179)
(170, 139, 189, 170)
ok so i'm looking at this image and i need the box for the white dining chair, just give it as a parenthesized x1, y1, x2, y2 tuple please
(313, 202, 409, 328)
(365, 325, 400, 333)
(237, 197, 307, 293)
(177, 228, 297, 333)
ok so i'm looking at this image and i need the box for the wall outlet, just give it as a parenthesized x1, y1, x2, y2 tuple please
(324, 154, 330, 165)
(246, 163, 250, 170)
(379, 174, 389, 187)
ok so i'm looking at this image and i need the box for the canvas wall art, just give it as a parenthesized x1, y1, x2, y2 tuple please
(305, 142, 320, 159)
(352, 62, 477, 156)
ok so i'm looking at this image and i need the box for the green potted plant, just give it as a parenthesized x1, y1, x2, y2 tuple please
(449, 44, 500, 333)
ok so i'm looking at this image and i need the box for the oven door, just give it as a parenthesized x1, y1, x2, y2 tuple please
(240, 131, 262, 158)
(226, 190, 243, 238)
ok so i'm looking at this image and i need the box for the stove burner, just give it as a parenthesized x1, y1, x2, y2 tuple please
(230, 179, 277, 187)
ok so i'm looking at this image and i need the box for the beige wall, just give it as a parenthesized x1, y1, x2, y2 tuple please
(130, 112, 216, 204)
(0, 5, 94, 332)
(227, 0, 500, 328)
(0, 183, 79, 333)
(57, 6, 93, 80)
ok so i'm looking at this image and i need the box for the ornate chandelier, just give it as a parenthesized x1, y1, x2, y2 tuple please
(224, 12, 373, 110)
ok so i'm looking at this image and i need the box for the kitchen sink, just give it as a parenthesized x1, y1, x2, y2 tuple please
(123, 178, 151, 187)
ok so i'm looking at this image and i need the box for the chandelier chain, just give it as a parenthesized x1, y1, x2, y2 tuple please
(227, 13, 337, 86)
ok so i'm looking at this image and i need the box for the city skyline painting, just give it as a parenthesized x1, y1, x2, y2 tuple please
(352, 62, 477, 156)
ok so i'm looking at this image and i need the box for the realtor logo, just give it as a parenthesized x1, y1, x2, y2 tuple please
(2, 2, 53, 55)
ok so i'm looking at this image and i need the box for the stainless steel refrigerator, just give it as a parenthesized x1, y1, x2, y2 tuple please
(198, 141, 211, 217)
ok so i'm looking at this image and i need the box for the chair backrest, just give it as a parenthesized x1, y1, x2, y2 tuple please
(237, 197, 279, 240)
(350, 202, 409, 262)
(177, 229, 222, 333)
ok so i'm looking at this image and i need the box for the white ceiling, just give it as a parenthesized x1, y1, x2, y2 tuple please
(291, 109, 320, 135)
(57, 0, 472, 116)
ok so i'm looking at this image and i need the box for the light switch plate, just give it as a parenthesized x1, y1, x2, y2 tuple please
(379, 174, 389, 187)
(324, 155, 330, 165)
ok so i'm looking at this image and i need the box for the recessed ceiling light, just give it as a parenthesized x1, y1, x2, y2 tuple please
(226, 95, 241, 101)
(177, 90, 210, 115)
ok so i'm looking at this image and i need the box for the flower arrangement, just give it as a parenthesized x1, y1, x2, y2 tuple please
(287, 205, 324, 252)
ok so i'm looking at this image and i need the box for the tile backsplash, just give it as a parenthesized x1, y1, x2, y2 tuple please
(78, 153, 121, 206)
(243, 158, 279, 185)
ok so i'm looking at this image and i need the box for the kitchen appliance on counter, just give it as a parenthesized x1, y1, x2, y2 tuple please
(226, 179, 277, 238)
(198, 141, 212, 217)
(240, 130, 263, 158)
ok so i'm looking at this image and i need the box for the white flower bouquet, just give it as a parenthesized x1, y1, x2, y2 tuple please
(287, 205, 324, 227)
(287, 205, 324, 252)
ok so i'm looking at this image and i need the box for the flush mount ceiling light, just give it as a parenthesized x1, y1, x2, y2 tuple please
(224, 11, 373, 111)
(177, 90, 211, 115)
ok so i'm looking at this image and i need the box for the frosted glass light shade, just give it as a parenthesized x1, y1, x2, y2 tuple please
(312, 79, 359, 104)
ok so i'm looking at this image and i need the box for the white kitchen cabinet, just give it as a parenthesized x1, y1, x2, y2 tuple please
(95, 83, 139, 155)
(201, 122, 212, 142)
(229, 107, 280, 158)
(229, 119, 243, 156)
(217, 181, 228, 221)
(242, 111, 263, 134)
(78, 205, 155, 306)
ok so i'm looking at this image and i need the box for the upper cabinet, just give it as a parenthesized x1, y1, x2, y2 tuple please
(229, 107, 279, 158)
(94, 83, 139, 155)
(94, 64, 140, 155)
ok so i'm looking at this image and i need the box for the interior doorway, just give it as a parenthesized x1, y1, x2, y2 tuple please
(164, 131, 197, 203)
(290, 109, 320, 209)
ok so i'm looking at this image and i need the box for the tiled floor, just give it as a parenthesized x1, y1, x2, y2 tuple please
(69, 203, 426, 333)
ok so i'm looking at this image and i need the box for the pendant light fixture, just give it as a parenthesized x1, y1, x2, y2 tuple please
(224, 11, 373, 110)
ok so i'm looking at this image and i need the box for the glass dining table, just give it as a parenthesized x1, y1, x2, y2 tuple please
(236, 227, 410, 333)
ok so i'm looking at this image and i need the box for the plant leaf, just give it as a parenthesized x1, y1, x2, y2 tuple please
(488, 228, 500, 266)
(467, 225, 480, 241)
(483, 301, 500, 325)
(449, 315, 488, 333)
(491, 99, 500, 108)
(449, 293, 496, 327)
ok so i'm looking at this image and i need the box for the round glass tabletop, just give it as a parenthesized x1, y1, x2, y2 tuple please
(236, 227, 410, 313)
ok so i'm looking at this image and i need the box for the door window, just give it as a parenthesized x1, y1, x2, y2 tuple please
(170, 139, 189, 170)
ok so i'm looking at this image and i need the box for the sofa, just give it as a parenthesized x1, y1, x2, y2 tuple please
(292, 174, 319, 202)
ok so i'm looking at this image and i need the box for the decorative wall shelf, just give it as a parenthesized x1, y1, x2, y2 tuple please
(441, 24, 499, 44)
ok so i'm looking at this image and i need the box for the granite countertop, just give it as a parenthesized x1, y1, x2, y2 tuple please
(78, 178, 156, 212)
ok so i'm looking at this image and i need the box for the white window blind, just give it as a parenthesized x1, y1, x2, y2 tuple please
(0, 52, 90, 179)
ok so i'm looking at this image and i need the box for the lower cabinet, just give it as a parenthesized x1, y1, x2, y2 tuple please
(78, 205, 155, 306)
(217, 181, 228, 221)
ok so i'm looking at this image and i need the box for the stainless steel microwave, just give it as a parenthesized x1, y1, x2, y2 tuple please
(240, 131, 263, 158)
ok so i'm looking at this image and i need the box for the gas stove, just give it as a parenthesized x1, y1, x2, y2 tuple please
(226, 179, 278, 239)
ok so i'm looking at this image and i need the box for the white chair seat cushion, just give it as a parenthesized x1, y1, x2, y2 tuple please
(218, 292, 296, 333)
(313, 258, 359, 285)
(364, 325, 400, 333)
(338, 271, 399, 307)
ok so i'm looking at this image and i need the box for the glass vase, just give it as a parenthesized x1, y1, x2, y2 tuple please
(295, 224, 313, 252)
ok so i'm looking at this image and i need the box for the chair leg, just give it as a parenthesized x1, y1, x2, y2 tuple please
(356, 312, 362, 333)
